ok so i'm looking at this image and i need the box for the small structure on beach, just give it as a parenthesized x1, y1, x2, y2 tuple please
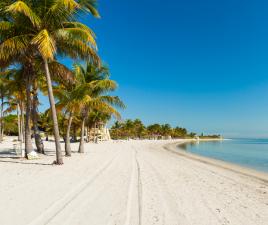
(88, 122, 111, 142)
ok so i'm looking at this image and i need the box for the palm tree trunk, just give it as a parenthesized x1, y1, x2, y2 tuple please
(25, 76, 34, 158)
(43, 59, 63, 164)
(0, 97, 1, 142)
(73, 125, 77, 142)
(90, 125, 94, 141)
(85, 126, 87, 142)
(78, 117, 86, 153)
(21, 102, 25, 143)
(0, 95, 3, 142)
(93, 122, 96, 142)
(32, 79, 44, 154)
(17, 103, 21, 141)
(86, 126, 89, 142)
(65, 111, 73, 156)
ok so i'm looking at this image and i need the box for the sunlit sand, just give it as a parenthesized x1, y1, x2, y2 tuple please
(0, 138, 267, 225)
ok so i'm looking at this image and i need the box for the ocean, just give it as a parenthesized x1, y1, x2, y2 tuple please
(178, 139, 268, 173)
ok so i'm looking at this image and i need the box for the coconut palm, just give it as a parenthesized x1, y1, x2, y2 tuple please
(147, 123, 161, 138)
(72, 63, 125, 153)
(39, 112, 53, 142)
(32, 60, 73, 154)
(1, 69, 25, 142)
(78, 96, 124, 152)
(54, 84, 84, 156)
(55, 62, 125, 155)
(0, 0, 100, 163)
(31, 78, 45, 153)
(0, 76, 9, 142)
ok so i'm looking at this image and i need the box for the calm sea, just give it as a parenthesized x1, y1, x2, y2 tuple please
(178, 139, 268, 173)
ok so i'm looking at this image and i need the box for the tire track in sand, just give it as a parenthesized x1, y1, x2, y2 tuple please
(27, 151, 120, 225)
(124, 147, 142, 225)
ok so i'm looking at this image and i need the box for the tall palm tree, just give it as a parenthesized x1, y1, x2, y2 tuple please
(0, 77, 8, 142)
(31, 60, 73, 154)
(1, 68, 25, 142)
(54, 84, 83, 156)
(55, 62, 125, 155)
(0, 0, 100, 163)
(31, 78, 44, 153)
(72, 63, 125, 153)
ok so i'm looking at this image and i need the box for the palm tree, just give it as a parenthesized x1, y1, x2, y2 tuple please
(160, 124, 172, 137)
(0, 77, 8, 142)
(39, 112, 53, 142)
(72, 63, 125, 153)
(0, 68, 28, 144)
(132, 119, 145, 138)
(31, 78, 45, 153)
(147, 123, 161, 139)
(0, 0, 100, 163)
(54, 84, 83, 156)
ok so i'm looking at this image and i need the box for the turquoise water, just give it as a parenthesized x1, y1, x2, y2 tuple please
(178, 139, 268, 173)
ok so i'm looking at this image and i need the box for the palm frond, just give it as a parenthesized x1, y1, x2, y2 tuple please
(90, 79, 118, 92)
(55, 27, 97, 48)
(56, 37, 100, 64)
(0, 34, 30, 61)
(0, 21, 13, 31)
(5, 1, 41, 27)
(77, 0, 100, 17)
(98, 96, 126, 109)
(50, 0, 80, 12)
(49, 61, 74, 84)
(32, 29, 56, 60)
(63, 22, 96, 38)
(90, 101, 121, 120)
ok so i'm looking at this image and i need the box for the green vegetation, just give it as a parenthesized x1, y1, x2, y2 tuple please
(0, 0, 124, 164)
(110, 119, 221, 140)
(2, 114, 18, 136)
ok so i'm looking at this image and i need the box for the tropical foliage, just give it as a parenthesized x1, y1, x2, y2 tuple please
(0, 0, 124, 164)
(110, 119, 220, 140)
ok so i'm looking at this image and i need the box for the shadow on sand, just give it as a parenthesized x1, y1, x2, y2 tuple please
(0, 159, 53, 166)
(0, 149, 52, 166)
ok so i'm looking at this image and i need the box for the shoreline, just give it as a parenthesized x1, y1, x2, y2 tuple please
(164, 140, 268, 183)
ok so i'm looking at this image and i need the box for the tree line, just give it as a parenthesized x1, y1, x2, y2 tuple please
(110, 119, 221, 140)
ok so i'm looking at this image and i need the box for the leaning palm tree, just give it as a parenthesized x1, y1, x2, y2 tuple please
(0, 0, 100, 163)
(78, 96, 124, 153)
(54, 84, 84, 156)
(72, 62, 125, 153)
(1, 62, 37, 158)
(55, 62, 125, 155)
(34, 60, 74, 154)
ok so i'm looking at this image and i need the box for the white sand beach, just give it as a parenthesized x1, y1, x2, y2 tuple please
(0, 139, 268, 225)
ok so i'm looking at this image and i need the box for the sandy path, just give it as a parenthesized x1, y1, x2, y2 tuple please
(0, 140, 267, 225)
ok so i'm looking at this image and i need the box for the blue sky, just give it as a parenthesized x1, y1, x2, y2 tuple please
(40, 0, 268, 137)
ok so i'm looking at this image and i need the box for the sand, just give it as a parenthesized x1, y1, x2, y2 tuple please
(0, 138, 267, 225)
